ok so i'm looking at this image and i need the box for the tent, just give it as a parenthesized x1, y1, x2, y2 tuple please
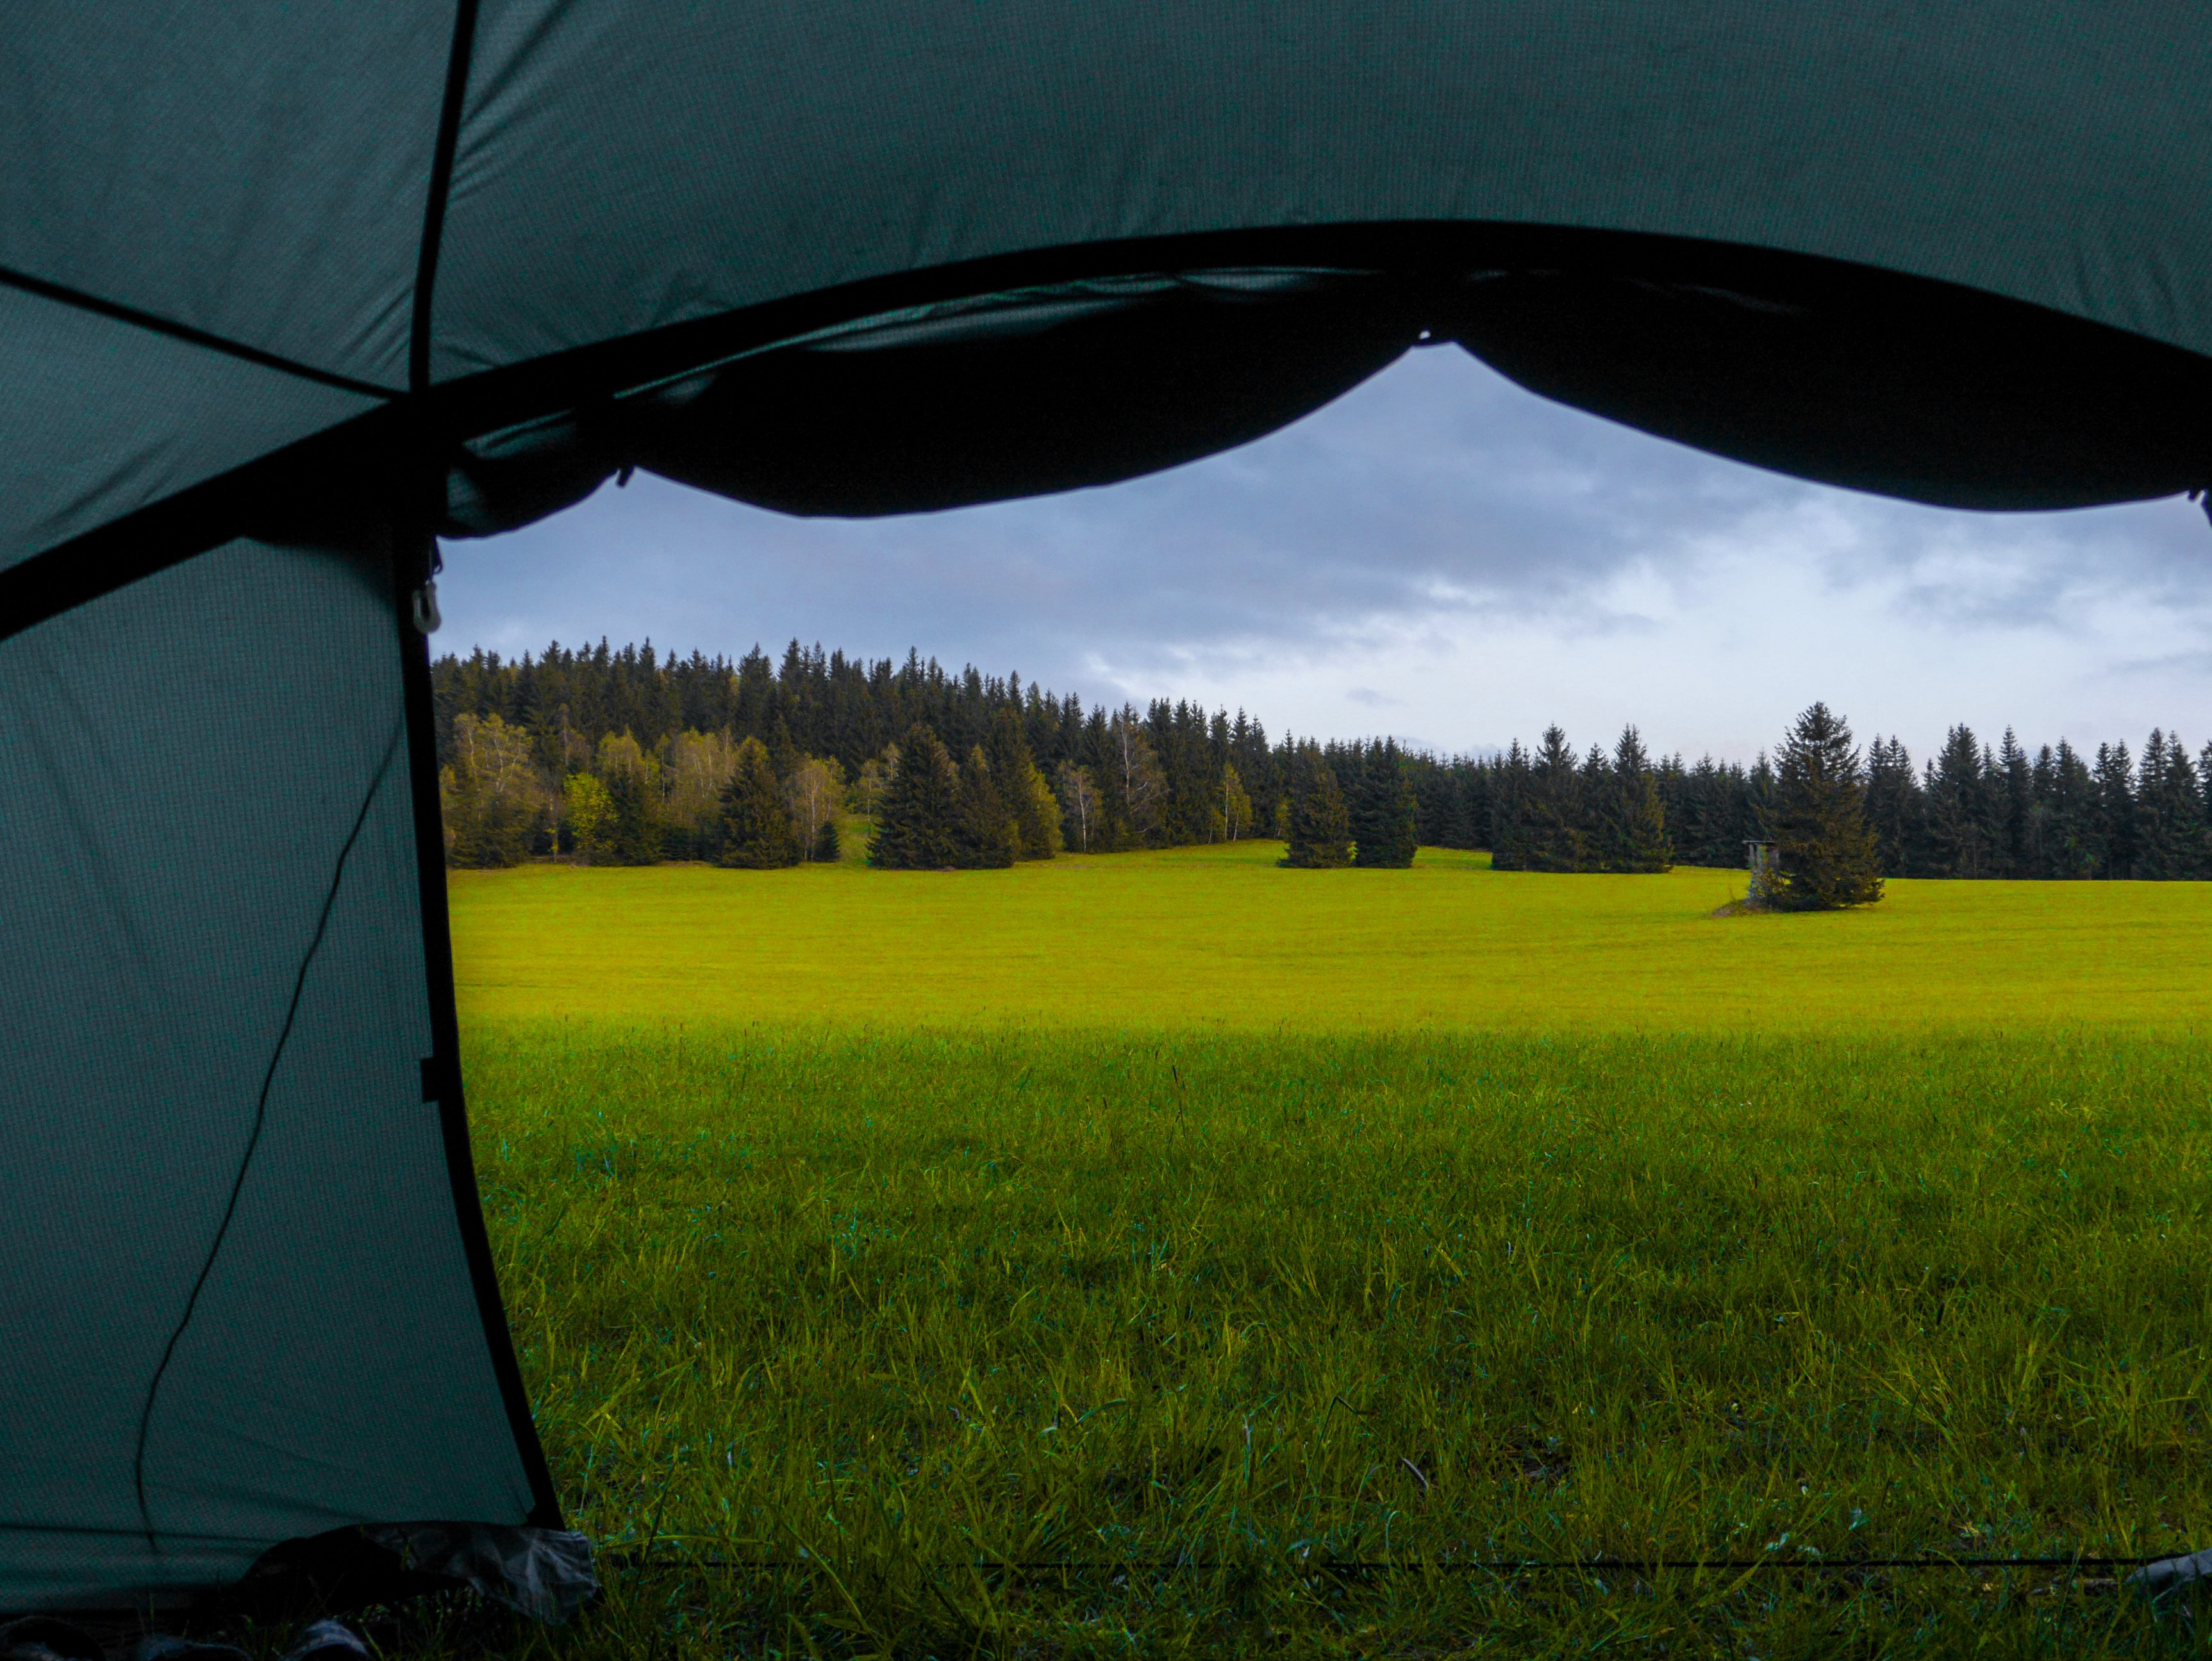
(4, 0, 2209, 1619)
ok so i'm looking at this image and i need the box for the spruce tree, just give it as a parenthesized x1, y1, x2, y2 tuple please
(2044, 738, 2099, 877)
(1929, 725, 1999, 884)
(2093, 742, 2135, 877)
(1772, 702, 1883, 909)
(811, 817, 841, 863)
(1280, 746, 1351, 867)
(987, 707, 1060, 859)
(1520, 727, 1586, 872)
(1597, 725, 1672, 873)
(869, 724, 962, 869)
(1351, 740, 1418, 867)
(715, 736, 801, 868)
(955, 745, 1019, 868)
(1997, 729, 2034, 876)
(1863, 736, 1922, 876)
(601, 764, 657, 864)
(1488, 741, 1529, 869)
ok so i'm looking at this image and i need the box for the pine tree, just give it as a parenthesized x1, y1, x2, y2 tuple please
(986, 707, 1060, 859)
(811, 818, 841, 863)
(1863, 736, 1922, 876)
(2136, 731, 2207, 879)
(954, 745, 1019, 868)
(1996, 729, 2034, 877)
(1921, 725, 1991, 877)
(869, 724, 962, 869)
(1595, 725, 1672, 873)
(1487, 741, 1530, 869)
(715, 736, 801, 868)
(2043, 738, 2099, 877)
(1350, 740, 1418, 867)
(2093, 742, 2135, 878)
(1771, 702, 1883, 909)
(1281, 745, 1351, 868)
(1518, 727, 1586, 872)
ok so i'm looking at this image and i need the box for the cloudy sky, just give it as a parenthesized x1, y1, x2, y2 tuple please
(440, 345, 2210, 764)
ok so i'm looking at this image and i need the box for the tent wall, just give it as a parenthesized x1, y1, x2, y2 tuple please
(0, 528, 551, 1613)
(11, 2, 2212, 577)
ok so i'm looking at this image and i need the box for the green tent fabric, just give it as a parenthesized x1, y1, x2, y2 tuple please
(4, 0, 2209, 1616)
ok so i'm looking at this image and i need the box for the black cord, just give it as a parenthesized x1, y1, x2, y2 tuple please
(133, 724, 401, 1550)
(601, 1551, 2167, 1576)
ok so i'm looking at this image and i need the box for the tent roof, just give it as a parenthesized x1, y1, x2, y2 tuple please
(7, 0, 2211, 635)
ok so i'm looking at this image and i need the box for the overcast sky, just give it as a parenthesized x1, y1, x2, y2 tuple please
(439, 346, 2210, 764)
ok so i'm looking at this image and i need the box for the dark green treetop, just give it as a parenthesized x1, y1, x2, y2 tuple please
(987, 706, 1061, 861)
(1350, 739, 1418, 868)
(870, 723, 963, 869)
(956, 744, 1019, 869)
(716, 735, 801, 868)
(1517, 726, 1586, 873)
(1772, 702, 1883, 909)
(1595, 725, 1672, 873)
(1281, 744, 1351, 868)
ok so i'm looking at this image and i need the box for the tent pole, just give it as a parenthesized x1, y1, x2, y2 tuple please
(393, 527, 567, 1530)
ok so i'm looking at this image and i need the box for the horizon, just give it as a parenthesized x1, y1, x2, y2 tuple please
(439, 347, 2211, 769)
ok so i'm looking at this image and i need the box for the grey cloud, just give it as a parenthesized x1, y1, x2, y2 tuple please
(440, 347, 2211, 712)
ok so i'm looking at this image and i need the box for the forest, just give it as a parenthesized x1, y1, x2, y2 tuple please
(432, 638, 2212, 879)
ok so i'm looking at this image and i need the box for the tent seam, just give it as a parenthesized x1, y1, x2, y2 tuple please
(131, 722, 403, 1552)
(410, 0, 481, 399)
(0, 263, 397, 401)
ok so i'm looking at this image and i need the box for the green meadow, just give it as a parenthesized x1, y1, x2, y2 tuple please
(442, 845, 2212, 1658)
(451, 841, 2212, 1033)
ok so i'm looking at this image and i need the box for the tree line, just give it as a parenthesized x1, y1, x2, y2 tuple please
(433, 639, 2212, 880)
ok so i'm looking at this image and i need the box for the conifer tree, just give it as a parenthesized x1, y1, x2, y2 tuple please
(1597, 725, 1672, 873)
(1863, 736, 1922, 876)
(1351, 740, 1418, 867)
(1772, 702, 1883, 909)
(1488, 741, 1529, 869)
(1924, 725, 1989, 877)
(811, 817, 841, 863)
(986, 707, 1060, 859)
(715, 736, 801, 868)
(1996, 729, 2034, 876)
(1518, 727, 1585, 872)
(2043, 738, 2099, 877)
(870, 724, 962, 868)
(955, 745, 1019, 868)
(2093, 742, 2135, 878)
(1281, 745, 1351, 868)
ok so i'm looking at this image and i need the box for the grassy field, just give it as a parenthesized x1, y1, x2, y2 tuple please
(451, 841, 2212, 1032)
(438, 845, 2212, 1658)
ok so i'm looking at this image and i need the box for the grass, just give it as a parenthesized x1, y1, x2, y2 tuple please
(449, 841, 2212, 1033)
(431, 845, 2212, 1657)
